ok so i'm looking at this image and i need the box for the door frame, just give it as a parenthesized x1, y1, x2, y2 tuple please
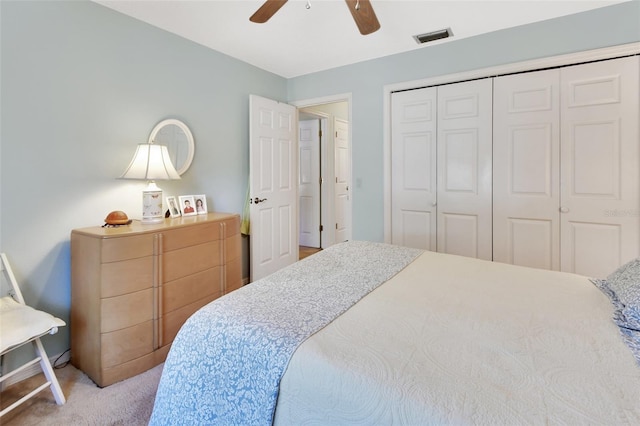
(383, 42, 640, 244)
(292, 93, 353, 249)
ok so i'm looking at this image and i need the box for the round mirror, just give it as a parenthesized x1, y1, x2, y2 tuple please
(148, 119, 195, 175)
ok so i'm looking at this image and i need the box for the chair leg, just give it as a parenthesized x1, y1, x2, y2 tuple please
(33, 339, 65, 405)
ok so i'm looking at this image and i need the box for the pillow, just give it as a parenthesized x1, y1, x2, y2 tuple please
(592, 258, 640, 331)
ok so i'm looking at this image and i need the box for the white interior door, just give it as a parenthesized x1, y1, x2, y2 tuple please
(436, 79, 493, 260)
(493, 68, 561, 270)
(390, 87, 437, 250)
(298, 119, 321, 248)
(334, 118, 351, 243)
(249, 95, 298, 282)
(560, 56, 640, 277)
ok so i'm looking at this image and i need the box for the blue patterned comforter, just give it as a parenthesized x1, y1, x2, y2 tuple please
(149, 241, 422, 425)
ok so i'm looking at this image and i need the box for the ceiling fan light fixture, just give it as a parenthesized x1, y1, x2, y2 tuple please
(413, 28, 453, 44)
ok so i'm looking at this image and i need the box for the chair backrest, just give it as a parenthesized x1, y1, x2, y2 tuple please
(1, 253, 27, 305)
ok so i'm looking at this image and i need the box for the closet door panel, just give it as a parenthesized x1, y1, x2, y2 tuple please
(560, 56, 640, 277)
(508, 219, 554, 270)
(437, 79, 493, 260)
(567, 222, 621, 277)
(440, 213, 478, 258)
(391, 87, 437, 250)
(493, 69, 561, 269)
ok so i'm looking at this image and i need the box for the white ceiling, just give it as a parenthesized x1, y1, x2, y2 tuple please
(95, 0, 625, 78)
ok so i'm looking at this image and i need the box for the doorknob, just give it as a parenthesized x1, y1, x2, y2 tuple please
(254, 197, 267, 204)
(560, 206, 569, 213)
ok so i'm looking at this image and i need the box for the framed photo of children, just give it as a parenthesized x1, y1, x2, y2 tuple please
(194, 195, 208, 214)
(166, 196, 181, 218)
(178, 195, 197, 217)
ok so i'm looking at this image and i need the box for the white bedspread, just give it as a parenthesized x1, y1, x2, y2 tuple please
(150, 241, 421, 425)
(274, 251, 640, 425)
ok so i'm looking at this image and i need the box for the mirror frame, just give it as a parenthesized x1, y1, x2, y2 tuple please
(148, 118, 195, 176)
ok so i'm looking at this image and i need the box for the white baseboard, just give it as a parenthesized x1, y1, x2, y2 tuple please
(1, 350, 70, 389)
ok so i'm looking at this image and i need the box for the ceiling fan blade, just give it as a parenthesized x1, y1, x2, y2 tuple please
(345, 0, 380, 35)
(250, 0, 288, 24)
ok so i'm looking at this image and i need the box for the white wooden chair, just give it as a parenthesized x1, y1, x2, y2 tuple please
(0, 253, 66, 417)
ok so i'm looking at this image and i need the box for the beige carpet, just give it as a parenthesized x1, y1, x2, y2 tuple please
(1, 363, 162, 425)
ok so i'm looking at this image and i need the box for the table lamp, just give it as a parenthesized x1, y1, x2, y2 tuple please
(120, 143, 181, 224)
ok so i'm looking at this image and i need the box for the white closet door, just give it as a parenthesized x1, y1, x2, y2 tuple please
(560, 56, 640, 278)
(436, 79, 493, 260)
(493, 69, 561, 270)
(391, 87, 437, 250)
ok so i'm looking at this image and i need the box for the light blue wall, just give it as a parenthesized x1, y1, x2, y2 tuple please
(1, 0, 639, 369)
(0, 0, 286, 364)
(287, 1, 640, 242)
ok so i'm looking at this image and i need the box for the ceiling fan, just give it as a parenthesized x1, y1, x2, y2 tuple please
(250, 0, 381, 35)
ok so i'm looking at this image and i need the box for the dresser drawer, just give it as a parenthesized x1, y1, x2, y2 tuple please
(101, 234, 154, 263)
(101, 288, 153, 333)
(101, 321, 153, 368)
(225, 256, 242, 294)
(101, 256, 153, 298)
(225, 232, 241, 262)
(162, 267, 222, 314)
(222, 216, 240, 237)
(162, 222, 220, 252)
(163, 240, 220, 282)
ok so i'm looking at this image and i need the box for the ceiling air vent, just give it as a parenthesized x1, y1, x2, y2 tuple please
(413, 28, 453, 44)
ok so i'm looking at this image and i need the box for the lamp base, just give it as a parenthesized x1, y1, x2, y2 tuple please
(142, 181, 165, 224)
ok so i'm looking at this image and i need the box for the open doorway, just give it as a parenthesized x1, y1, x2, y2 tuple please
(296, 98, 351, 258)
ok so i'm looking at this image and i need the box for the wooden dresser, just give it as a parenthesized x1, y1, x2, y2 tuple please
(70, 212, 241, 387)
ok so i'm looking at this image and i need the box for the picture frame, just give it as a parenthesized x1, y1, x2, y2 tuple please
(166, 196, 181, 218)
(194, 195, 208, 215)
(178, 195, 197, 217)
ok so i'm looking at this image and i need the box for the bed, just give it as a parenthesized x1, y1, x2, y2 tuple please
(150, 241, 640, 425)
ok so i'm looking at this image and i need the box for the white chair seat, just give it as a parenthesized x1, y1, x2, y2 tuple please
(0, 296, 66, 354)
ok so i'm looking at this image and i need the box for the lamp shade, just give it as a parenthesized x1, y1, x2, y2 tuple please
(120, 143, 181, 224)
(120, 143, 181, 180)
